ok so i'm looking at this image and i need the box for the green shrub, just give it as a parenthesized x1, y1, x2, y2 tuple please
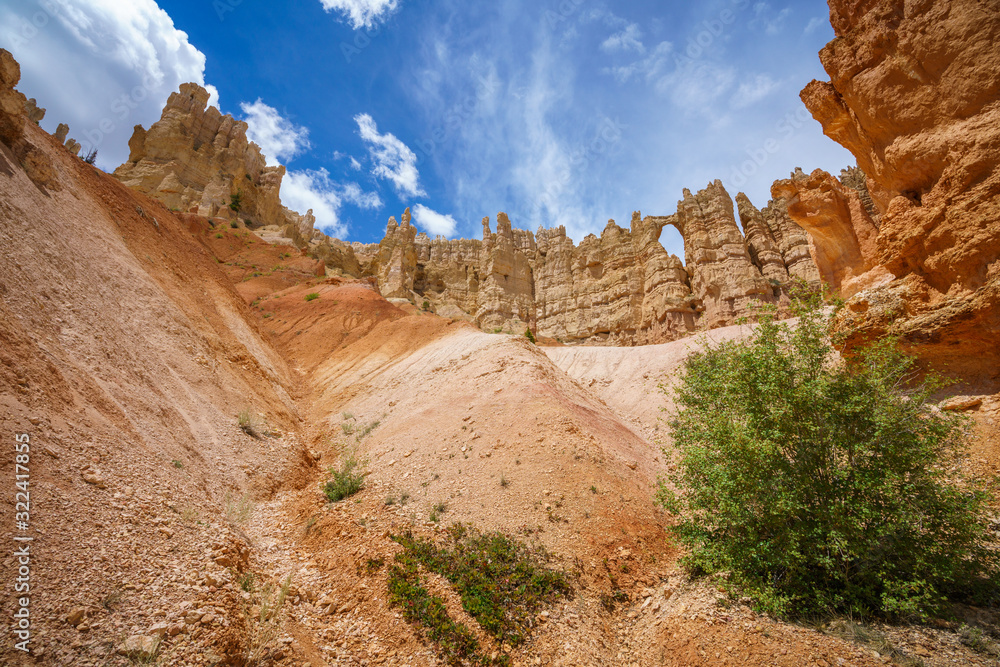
(389, 525, 571, 664)
(524, 327, 535, 344)
(229, 189, 242, 212)
(324, 453, 366, 502)
(658, 293, 998, 619)
(304, 292, 320, 302)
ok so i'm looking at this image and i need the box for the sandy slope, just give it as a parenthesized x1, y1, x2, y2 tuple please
(544, 325, 756, 438)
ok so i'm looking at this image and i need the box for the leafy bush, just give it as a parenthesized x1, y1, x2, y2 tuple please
(304, 292, 320, 302)
(324, 453, 366, 502)
(524, 327, 536, 344)
(388, 525, 571, 664)
(229, 189, 242, 212)
(658, 294, 998, 619)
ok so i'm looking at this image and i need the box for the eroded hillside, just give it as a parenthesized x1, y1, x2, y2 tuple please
(1, 0, 1000, 664)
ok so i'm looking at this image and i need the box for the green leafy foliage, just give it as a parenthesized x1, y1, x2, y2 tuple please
(659, 293, 998, 619)
(304, 292, 320, 302)
(323, 453, 366, 502)
(388, 525, 571, 663)
(524, 327, 536, 344)
(229, 189, 243, 212)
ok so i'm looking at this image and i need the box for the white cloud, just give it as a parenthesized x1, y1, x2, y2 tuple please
(349, 156, 362, 170)
(412, 204, 458, 237)
(240, 99, 311, 165)
(604, 41, 673, 83)
(601, 23, 645, 54)
(318, 0, 400, 29)
(729, 74, 780, 109)
(281, 168, 382, 239)
(804, 17, 825, 34)
(0, 0, 217, 171)
(750, 3, 792, 36)
(354, 113, 425, 198)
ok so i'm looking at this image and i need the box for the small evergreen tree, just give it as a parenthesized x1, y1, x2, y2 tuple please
(524, 327, 536, 344)
(659, 292, 998, 618)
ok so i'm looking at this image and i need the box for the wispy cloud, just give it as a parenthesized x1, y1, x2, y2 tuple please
(604, 41, 673, 83)
(412, 204, 458, 237)
(355, 113, 425, 198)
(730, 74, 780, 109)
(281, 168, 381, 238)
(240, 99, 311, 165)
(601, 23, 645, 54)
(804, 17, 825, 34)
(318, 0, 400, 29)
(750, 3, 792, 36)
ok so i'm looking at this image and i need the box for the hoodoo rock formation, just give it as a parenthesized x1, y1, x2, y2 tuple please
(799, 0, 1000, 371)
(349, 179, 824, 345)
(114, 83, 316, 239)
(0, 49, 58, 190)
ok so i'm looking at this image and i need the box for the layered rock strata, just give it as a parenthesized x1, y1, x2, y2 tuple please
(358, 178, 822, 345)
(114, 83, 316, 241)
(799, 0, 1000, 371)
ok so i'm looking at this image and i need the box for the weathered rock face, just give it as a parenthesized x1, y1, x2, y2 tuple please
(367, 208, 419, 299)
(363, 180, 824, 345)
(0, 49, 58, 190)
(0, 49, 27, 148)
(771, 167, 879, 296)
(114, 83, 310, 236)
(801, 0, 1000, 372)
(476, 213, 536, 332)
(674, 181, 779, 328)
(533, 214, 695, 345)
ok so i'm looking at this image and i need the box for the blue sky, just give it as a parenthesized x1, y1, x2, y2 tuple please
(1, 0, 853, 254)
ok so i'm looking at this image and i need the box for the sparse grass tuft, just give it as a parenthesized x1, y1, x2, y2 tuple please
(238, 409, 267, 439)
(305, 292, 320, 302)
(237, 571, 256, 593)
(500, 474, 509, 488)
(245, 574, 292, 665)
(172, 459, 184, 469)
(324, 453, 367, 503)
(354, 418, 382, 441)
(225, 492, 256, 526)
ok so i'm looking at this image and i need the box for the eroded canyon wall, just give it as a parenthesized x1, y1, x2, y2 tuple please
(798, 0, 1000, 371)
(355, 178, 827, 345)
(114, 83, 317, 240)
